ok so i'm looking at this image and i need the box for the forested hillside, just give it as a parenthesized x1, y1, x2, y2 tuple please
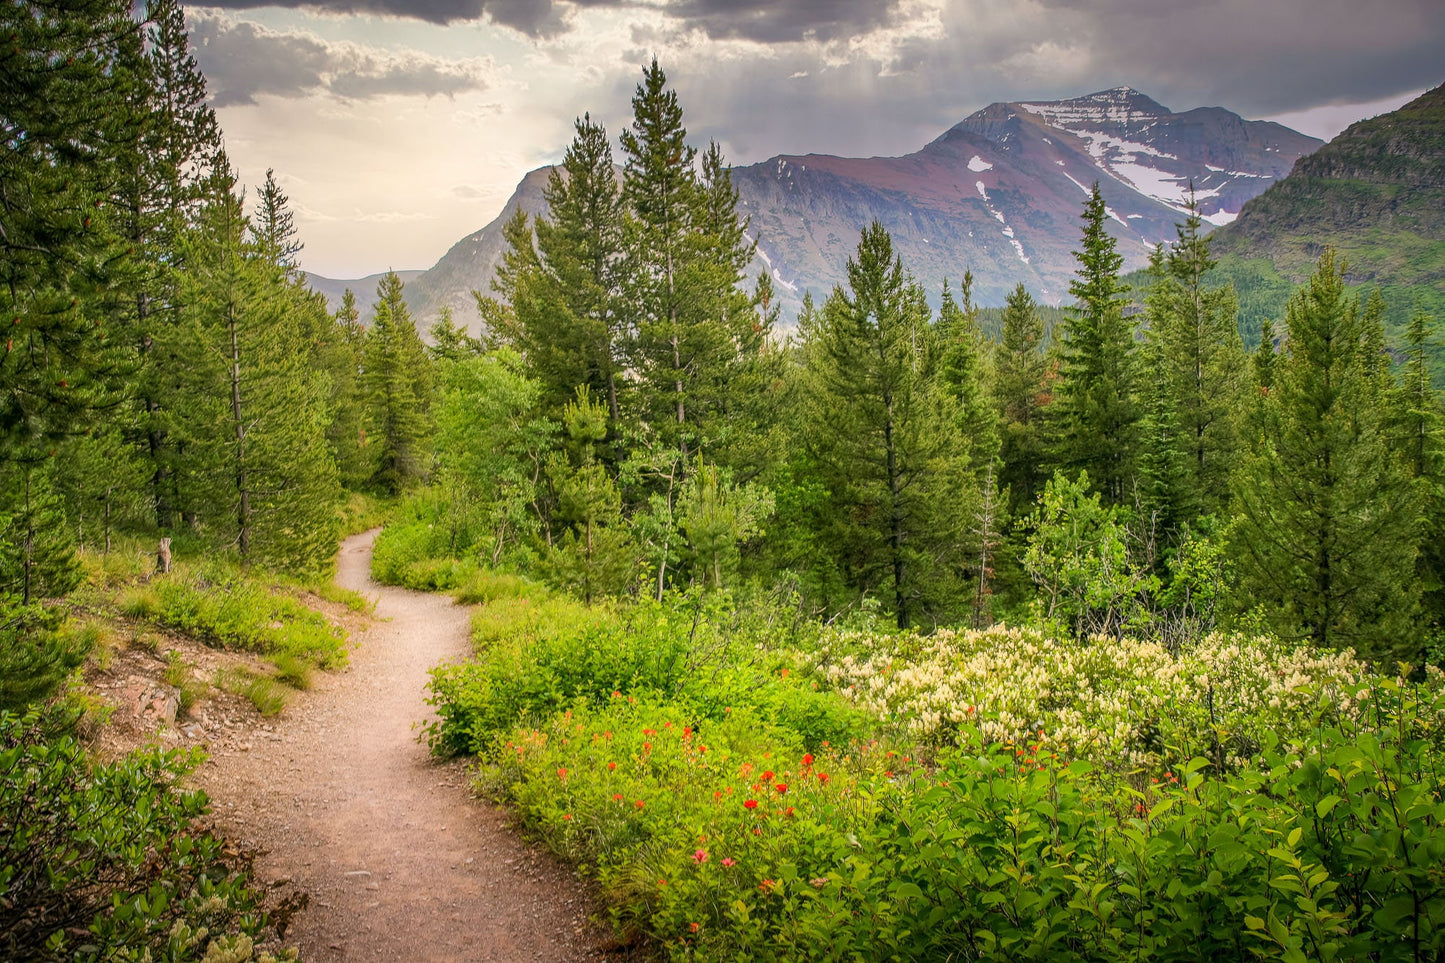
(4, 5, 1445, 961)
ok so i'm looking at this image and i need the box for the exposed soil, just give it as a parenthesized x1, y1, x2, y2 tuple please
(184, 530, 628, 961)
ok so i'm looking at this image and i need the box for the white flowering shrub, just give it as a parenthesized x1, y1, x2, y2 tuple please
(803, 625, 1423, 771)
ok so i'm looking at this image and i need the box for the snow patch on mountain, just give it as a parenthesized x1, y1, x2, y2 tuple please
(967, 155, 993, 172)
(974, 180, 1029, 264)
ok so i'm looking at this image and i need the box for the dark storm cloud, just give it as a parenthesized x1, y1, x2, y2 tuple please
(1020, 0, 1445, 116)
(196, 0, 900, 42)
(668, 0, 901, 43)
(190, 14, 491, 105)
(199, 0, 569, 35)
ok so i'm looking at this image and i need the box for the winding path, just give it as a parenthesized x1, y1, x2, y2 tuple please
(196, 530, 616, 961)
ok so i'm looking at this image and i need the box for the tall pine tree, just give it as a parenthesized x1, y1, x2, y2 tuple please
(361, 272, 434, 494)
(992, 282, 1051, 512)
(1144, 193, 1246, 520)
(1233, 251, 1421, 660)
(800, 223, 973, 628)
(1051, 184, 1138, 504)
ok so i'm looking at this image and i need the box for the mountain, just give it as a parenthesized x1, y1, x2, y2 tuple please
(306, 269, 426, 314)
(1207, 82, 1445, 351)
(392, 87, 1321, 330)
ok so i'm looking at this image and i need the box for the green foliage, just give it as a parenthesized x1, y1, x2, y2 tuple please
(799, 222, 975, 627)
(539, 388, 639, 602)
(992, 282, 1052, 512)
(1233, 250, 1422, 660)
(1021, 470, 1143, 638)
(171, 164, 340, 576)
(475, 657, 1445, 962)
(361, 272, 435, 494)
(491, 113, 628, 427)
(1052, 184, 1140, 505)
(433, 348, 551, 567)
(213, 667, 290, 718)
(130, 564, 347, 671)
(1143, 197, 1248, 522)
(0, 710, 281, 960)
(426, 586, 866, 759)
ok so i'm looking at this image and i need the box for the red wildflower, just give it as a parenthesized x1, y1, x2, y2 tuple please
(563, 813, 572, 821)
(817, 773, 830, 784)
(801, 753, 814, 768)
(775, 783, 788, 794)
(722, 857, 736, 867)
(611, 690, 621, 698)
(557, 767, 568, 780)
(762, 770, 774, 781)
(643, 742, 652, 753)
(613, 793, 623, 801)
(689, 922, 700, 933)
(759, 879, 776, 893)
(744, 799, 759, 809)
(635, 800, 645, 809)
(693, 849, 708, 864)
(608, 761, 617, 771)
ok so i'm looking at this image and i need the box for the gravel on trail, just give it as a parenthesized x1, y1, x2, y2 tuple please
(194, 530, 626, 961)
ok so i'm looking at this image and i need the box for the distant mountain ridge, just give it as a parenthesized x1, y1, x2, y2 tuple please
(1202, 82, 1445, 378)
(306, 269, 426, 314)
(313, 87, 1322, 330)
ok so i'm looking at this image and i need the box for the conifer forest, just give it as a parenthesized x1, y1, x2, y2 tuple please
(3, 4, 1445, 961)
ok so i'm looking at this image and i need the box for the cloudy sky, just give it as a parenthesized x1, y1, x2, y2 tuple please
(186, 0, 1445, 279)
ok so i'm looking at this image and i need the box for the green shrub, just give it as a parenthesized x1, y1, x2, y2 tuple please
(453, 569, 547, 606)
(427, 592, 871, 760)
(162, 650, 206, 713)
(143, 565, 347, 671)
(0, 603, 91, 712)
(0, 711, 285, 960)
(117, 586, 160, 620)
(486, 676, 1445, 961)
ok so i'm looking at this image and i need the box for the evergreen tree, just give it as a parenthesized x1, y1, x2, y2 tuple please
(1393, 307, 1445, 641)
(361, 272, 434, 494)
(252, 168, 302, 275)
(1145, 194, 1247, 519)
(120, 0, 223, 529)
(0, 1, 140, 462)
(938, 273, 998, 465)
(992, 282, 1051, 511)
(497, 114, 629, 426)
(1233, 251, 1421, 660)
(428, 307, 481, 364)
(1051, 184, 1139, 504)
(540, 389, 637, 602)
(620, 60, 756, 459)
(800, 223, 973, 628)
(173, 165, 339, 573)
(325, 289, 375, 489)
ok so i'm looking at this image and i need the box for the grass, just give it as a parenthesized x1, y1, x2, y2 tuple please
(161, 650, 207, 714)
(214, 667, 290, 718)
(268, 652, 313, 690)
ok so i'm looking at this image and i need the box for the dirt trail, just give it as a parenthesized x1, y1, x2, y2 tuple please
(196, 530, 617, 961)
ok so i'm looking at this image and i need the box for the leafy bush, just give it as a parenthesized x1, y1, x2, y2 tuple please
(0, 711, 292, 961)
(485, 676, 1445, 961)
(805, 623, 1377, 774)
(453, 569, 548, 606)
(427, 592, 870, 757)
